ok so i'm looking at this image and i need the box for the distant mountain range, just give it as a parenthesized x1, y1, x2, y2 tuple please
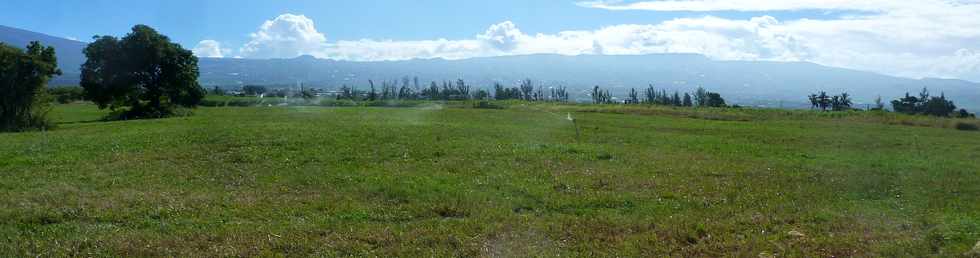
(0, 25, 86, 85)
(3, 25, 979, 109)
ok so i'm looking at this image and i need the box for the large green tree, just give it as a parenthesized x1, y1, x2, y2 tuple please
(81, 25, 204, 118)
(0, 42, 61, 131)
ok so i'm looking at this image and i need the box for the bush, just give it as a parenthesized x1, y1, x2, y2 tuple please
(473, 101, 504, 109)
(319, 99, 358, 107)
(955, 122, 979, 131)
(16, 91, 56, 131)
(49, 86, 84, 104)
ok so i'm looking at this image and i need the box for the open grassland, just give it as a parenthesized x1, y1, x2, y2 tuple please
(1, 103, 979, 257)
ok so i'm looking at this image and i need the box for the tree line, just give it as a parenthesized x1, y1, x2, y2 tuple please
(807, 88, 974, 118)
(892, 88, 973, 118)
(333, 78, 483, 101)
(216, 80, 733, 108)
(326, 78, 571, 102)
(620, 85, 726, 107)
(807, 92, 853, 111)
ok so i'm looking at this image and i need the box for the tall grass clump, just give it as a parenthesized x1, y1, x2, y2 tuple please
(955, 122, 979, 131)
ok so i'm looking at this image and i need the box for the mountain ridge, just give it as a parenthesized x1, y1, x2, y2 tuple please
(0, 25, 86, 85)
(195, 54, 980, 109)
(3, 25, 979, 109)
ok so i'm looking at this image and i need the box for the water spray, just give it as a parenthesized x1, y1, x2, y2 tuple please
(568, 113, 581, 142)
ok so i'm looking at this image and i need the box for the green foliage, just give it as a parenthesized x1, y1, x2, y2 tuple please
(490, 79, 568, 102)
(473, 101, 504, 109)
(809, 91, 852, 111)
(831, 92, 853, 111)
(644, 85, 704, 107)
(922, 94, 957, 117)
(241, 85, 267, 96)
(342, 78, 486, 101)
(956, 109, 975, 118)
(472, 89, 490, 100)
(955, 122, 979, 131)
(520, 78, 534, 101)
(298, 88, 316, 101)
(336, 78, 566, 103)
(550, 86, 569, 102)
(80, 25, 205, 119)
(891, 88, 962, 117)
(209, 86, 226, 96)
(625, 88, 640, 104)
(705, 92, 726, 107)
(0, 42, 61, 131)
(693, 87, 708, 106)
(630, 85, 716, 107)
(49, 86, 85, 104)
(892, 92, 919, 114)
(591, 85, 612, 104)
(493, 82, 522, 100)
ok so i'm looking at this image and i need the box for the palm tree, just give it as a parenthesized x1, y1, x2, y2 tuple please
(817, 91, 831, 111)
(839, 92, 853, 110)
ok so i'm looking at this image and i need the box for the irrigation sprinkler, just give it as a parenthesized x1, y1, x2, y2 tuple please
(568, 113, 581, 142)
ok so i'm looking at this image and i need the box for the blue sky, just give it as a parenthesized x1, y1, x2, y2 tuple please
(5, 0, 837, 48)
(3, 0, 979, 81)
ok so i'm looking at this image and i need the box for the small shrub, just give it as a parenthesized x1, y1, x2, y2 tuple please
(104, 106, 193, 121)
(49, 86, 85, 104)
(431, 204, 468, 218)
(596, 152, 614, 160)
(320, 99, 358, 107)
(473, 101, 504, 109)
(955, 122, 979, 131)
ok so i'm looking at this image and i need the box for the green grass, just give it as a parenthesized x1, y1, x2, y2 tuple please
(1, 103, 978, 257)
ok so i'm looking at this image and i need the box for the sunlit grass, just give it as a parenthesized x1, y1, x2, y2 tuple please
(1, 103, 977, 257)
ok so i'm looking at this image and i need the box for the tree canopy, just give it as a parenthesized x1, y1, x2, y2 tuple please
(0, 42, 61, 131)
(891, 88, 959, 117)
(81, 25, 204, 118)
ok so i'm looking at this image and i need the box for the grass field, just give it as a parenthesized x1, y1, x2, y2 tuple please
(2, 102, 979, 257)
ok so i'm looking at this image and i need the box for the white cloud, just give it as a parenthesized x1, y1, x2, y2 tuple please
(477, 21, 525, 51)
(320, 17, 811, 62)
(192, 40, 229, 58)
(576, 0, 892, 12)
(326, 39, 486, 61)
(227, 6, 980, 81)
(239, 14, 327, 59)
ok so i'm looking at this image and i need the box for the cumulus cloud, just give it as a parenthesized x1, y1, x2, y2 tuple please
(227, 6, 980, 81)
(239, 14, 328, 59)
(477, 21, 525, 51)
(192, 40, 229, 58)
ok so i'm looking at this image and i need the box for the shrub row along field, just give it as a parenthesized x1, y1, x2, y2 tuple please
(1, 103, 978, 257)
